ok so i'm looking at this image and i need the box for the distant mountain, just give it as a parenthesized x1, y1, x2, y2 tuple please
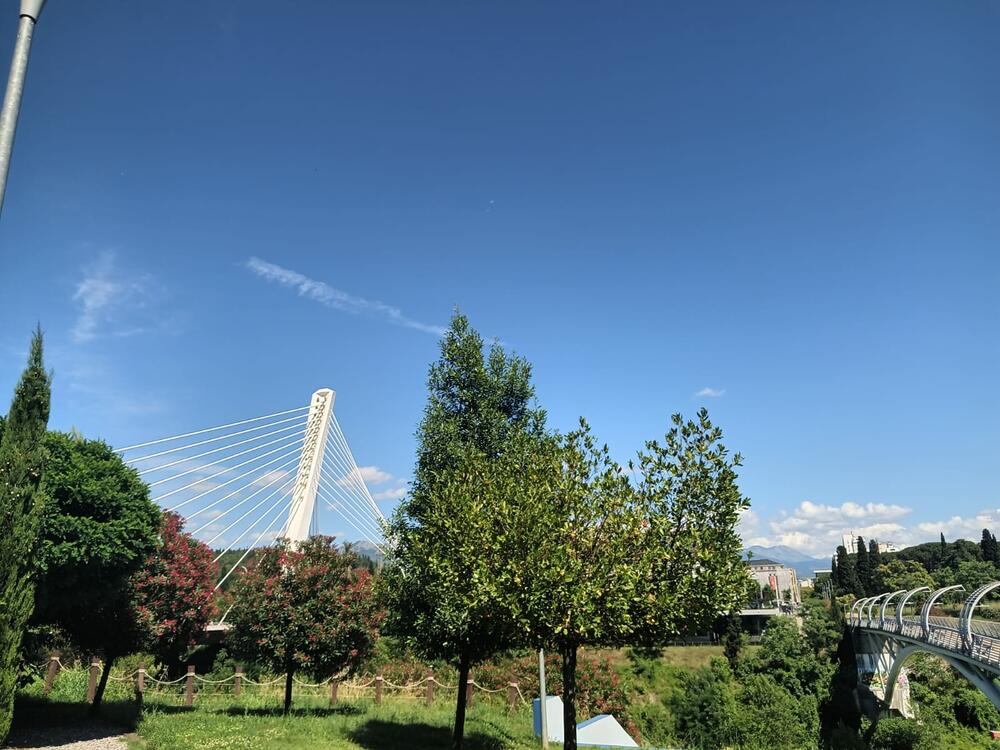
(743, 545, 830, 581)
(351, 540, 385, 565)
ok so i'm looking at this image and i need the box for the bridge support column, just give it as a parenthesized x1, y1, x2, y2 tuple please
(285, 388, 335, 543)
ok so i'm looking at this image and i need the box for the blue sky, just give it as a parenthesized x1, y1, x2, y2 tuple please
(0, 1, 997, 556)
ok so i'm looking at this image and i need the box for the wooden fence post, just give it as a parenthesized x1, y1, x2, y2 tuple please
(136, 661, 146, 700)
(234, 665, 243, 697)
(184, 664, 195, 707)
(86, 657, 99, 702)
(43, 652, 60, 695)
(466, 672, 474, 706)
(425, 671, 434, 706)
(507, 682, 518, 712)
(375, 668, 384, 705)
(329, 678, 339, 706)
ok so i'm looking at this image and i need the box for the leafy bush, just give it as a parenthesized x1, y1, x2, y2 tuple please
(869, 717, 930, 750)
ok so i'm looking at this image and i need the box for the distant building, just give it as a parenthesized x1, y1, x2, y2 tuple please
(747, 558, 801, 606)
(841, 534, 899, 554)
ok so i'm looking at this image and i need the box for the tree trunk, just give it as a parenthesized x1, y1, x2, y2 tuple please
(561, 641, 579, 750)
(452, 651, 472, 750)
(90, 656, 114, 715)
(283, 666, 294, 715)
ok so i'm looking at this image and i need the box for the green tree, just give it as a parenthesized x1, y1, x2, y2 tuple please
(743, 617, 834, 702)
(834, 545, 859, 597)
(133, 512, 218, 673)
(33, 432, 160, 710)
(228, 536, 381, 714)
(381, 311, 544, 749)
(954, 559, 1000, 592)
(878, 560, 935, 593)
(735, 673, 818, 750)
(509, 423, 647, 750)
(670, 659, 738, 750)
(855, 536, 871, 596)
(868, 717, 931, 750)
(512, 411, 750, 750)
(0, 331, 51, 743)
(868, 538, 883, 592)
(981, 529, 999, 565)
(722, 610, 744, 670)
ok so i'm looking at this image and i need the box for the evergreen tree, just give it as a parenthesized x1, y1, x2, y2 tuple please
(855, 536, 871, 596)
(981, 529, 998, 564)
(868, 539, 883, 593)
(834, 545, 858, 597)
(830, 556, 839, 593)
(382, 311, 545, 749)
(723, 610, 744, 671)
(992, 533, 999, 565)
(0, 330, 51, 744)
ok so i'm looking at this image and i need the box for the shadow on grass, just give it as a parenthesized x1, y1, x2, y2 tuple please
(221, 704, 367, 718)
(347, 720, 508, 750)
(9, 696, 138, 747)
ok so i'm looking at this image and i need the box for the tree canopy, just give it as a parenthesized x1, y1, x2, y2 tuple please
(33, 431, 161, 707)
(382, 311, 544, 748)
(228, 536, 382, 714)
(133, 512, 219, 672)
(0, 330, 50, 744)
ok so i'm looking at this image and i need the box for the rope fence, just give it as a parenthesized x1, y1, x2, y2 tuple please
(33, 653, 529, 711)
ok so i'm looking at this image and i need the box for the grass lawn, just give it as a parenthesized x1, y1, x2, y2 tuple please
(132, 693, 538, 750)
(16, 673, 538, 750)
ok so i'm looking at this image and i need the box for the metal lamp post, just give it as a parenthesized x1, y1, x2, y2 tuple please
(0, 0, 45, 216)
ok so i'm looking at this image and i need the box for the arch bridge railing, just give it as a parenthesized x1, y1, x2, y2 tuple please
(848, 582, 1000, 668)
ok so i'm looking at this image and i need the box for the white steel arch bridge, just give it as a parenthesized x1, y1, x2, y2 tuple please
(848, 583, 1000, 715)
(115, 388, 388, 592)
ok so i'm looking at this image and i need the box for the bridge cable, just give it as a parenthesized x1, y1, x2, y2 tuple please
(316, 472, 386, 543)
(116, 405, 309, 453)
(132, 420, 307, 475)
(189, 469, 298, 536)
(213, 493, 296, 591)
(155, 437, 305, 505)
(179, 453, 301, 523)
(144, 429, 307, 488)
(121, 413, 309, 464)
(162, 441, 305, 511)
(212, 487, 296, 567)
(326, 414, 387, 521)
(318, 451, 386, 539)
(320, 439, 387, 532)
(199, 475, 298, 546)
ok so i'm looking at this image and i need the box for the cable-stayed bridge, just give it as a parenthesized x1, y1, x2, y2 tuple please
(115, 388, 387, 591)
(849, 583, 1000, 715)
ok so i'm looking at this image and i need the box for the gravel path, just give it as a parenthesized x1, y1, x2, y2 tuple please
(5, 721, 130, 750)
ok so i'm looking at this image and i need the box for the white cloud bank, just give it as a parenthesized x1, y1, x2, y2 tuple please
(246, 257, 446, 336)
(743, 500, 1000, 558)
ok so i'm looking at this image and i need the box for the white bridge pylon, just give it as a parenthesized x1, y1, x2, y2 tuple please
(286, 388, 334, 543)
(116, 388, 388, 589)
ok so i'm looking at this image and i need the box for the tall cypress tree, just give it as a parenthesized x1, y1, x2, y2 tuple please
(981, 529, 998, 564)
(854, 536, 871, 597)
(868, 538, 883, 593)
(0, 330, 51, 743)
(834, 545, 857, 597)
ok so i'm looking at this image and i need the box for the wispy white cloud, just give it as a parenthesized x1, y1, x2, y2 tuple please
(71, 252, 156, 343)
(696, 387, 726, 398)
(245, 257, 446, 336)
